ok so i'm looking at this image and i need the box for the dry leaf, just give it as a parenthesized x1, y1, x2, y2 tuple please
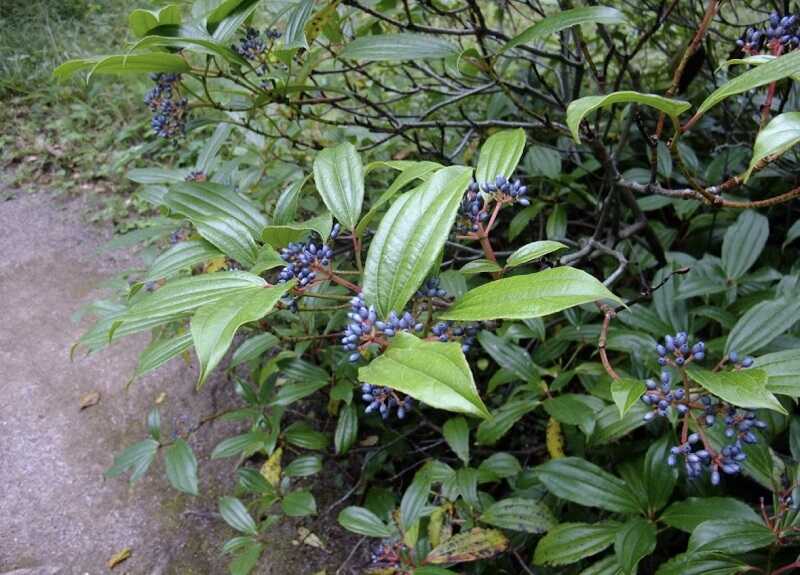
(155, 392, 166, 405)
(79, 391, 100, 410)
(107, 548, 131, 569)
(297, 526, 327, 551)
(261, 447, 282, 488)
(359, 435, 379, 447)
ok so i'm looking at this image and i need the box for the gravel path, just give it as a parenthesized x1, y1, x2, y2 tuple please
(0, 191, 356, 574)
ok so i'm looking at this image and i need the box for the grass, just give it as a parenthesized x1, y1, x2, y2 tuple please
(0, 0, 183, 228)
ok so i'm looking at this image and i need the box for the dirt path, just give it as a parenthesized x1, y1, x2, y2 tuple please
(0, 191, 358, 574)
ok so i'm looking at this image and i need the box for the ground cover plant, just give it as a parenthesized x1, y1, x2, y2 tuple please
(58, 0, 800, 573)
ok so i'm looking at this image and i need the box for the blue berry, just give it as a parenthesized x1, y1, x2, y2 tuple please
(145, 74, 187, 138)
(741, 356, 754, 368)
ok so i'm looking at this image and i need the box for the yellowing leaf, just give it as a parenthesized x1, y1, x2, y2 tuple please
(546, 417, 564, 459)
(425, 528, 508, 565)
(261, 447, 283, 488)
(204, 255, 228, 273)
(107, 548, 132, 569)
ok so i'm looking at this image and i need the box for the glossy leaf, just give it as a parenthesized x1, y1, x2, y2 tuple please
(721, 210, 768, 280)
(54, 53, 190, 80)
(261, 212, 333, 248)
(359, 333, 490, 418)
(191, 283, 291, 388)
(654, 552, 749, 575)
(536, 457, 640, 513)
(660, 497, 761, 532)
(610, 378, 646, 418)
(338, 506, 394, 537)
(105, 439, 159, 482)
(615, 518, 656, 575)
(475, 129, 526, 184)
(506, 240, 567, 268)
(758, 350, 800, 396)
(363, 166, 472, 317)
(196, 123, 232, 173)
(476, 331, 536, 382)
(195, 216, 258, 267)
(208, 0, 261, 42)
(533, 522, 620, 566)
(688, 519, 775, 554)
(334, 403, 358, 455)
(745, 112, 800, 180)
(688, 367, 785, 414)
(283, 454, 322, 478)
(340, 33, 459, 61)
(501, 6, 626, 53)
(144, 240, 222, 283)
(459, 259, 502, 275)
(401, 464, 433, 529)
(211, 431, 270, 459)
(725, 296, 800, 356)
(441, 266, 621, 321)
(133, 332, 193, 380)
(697, 50, 800, 116)
(312, 142, 364, 230)
(480, 498, 556, 533)
(230, 333, 278, 368)
(281, 490, 316, 517)
(283, 0, 314, 50)
(476, 399, 538, 445)
(442, 417, 470, 465)
(164, 438, 198, 496)
(164, 182, 267, 238)
(425, 528, 508, 565)
(567, 91, 690, 142)
(643, 435, 678, 513)
(219, 496, 258, 535)
(273, 176, 307, 226)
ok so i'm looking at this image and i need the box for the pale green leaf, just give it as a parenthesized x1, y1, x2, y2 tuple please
(688, 367, 786, 414)
(475, 129, 526, 184)
(501, 6, 626, 53)
(312, 142, 364, 230)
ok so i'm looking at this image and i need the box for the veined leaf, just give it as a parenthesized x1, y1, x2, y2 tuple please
(480, 498, 556, 533)
(615, 518, 656, 575)
(283, 0, 314, 50)
(475, 129, 526, 184)
(610, 378, 646, 418)
(363, 166, 472, 317)
(566, 91, 691, 142)
(425, 528, 508, 565)
(441, 266, 621, 321)
(660, 497, 762, 533)
(533, 522, 620, 566)
(196, 123, 233, 172)
(340, 33, 459, 61)
(358, 333, 490, 418)
(164, 438, 198, 496)
(688, 520, 775, 554)
(536, 457, 640, 513)
(312, 142, 364, 230)
(144, 240, 223, 283)
(476, 399, 538, 445)
(219, 496, 258, 535)
(261, 212, 333, 248)
(501, 6, 627, 53)
(725, 296, 800, 355)
(688, 367, 786, 414)
(697, 50, 800, 117)
(129, 4, 180, 37)
(133, 332, 193, 380)
(744, 112, 800, 180)
(54, 53, 190, 80)
(758, 350, 800, 396)
(208, 0, 262, 42)
(195, 216, 258, 267)
(721, 210, 768, 280)
(192, 283, 292, 388)
(105, 439, 159, 483)
(338, 506, 393, 538)
(506, 240, 567, 268)
(164, 182, 267, 238)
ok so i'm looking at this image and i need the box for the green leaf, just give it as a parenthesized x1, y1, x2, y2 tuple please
(273, 176, 307, 226)
(261, 212, 333, 248)
(506, 240, 567, 268)
(133, 332, 193, 380)
(784, 220, 800, 248)
(476, 399, 538, 445)
(476, 331, 536, 381)
(334, 402, 358, 455)
(480, 498, 556, 534)
(660, 497, 761, 533)
(250, 243, 286, 275)
(131, 25, 246, 65)
(105, 439, 159, 482)
(478, 453, 521, 480)
(208, 0, 261, 42)
(211, 431, 270, 459)
(228, 541, 263, 575)
(744, 112, 800, 180)
(195, 216, 258, 267)
(533, 522, 620, 566)
(355, 161, 441, 236)
(654, 552, 749, 575)
(283, 0, 314, 50)
(283, 454, 322, 478)
(542, 394, 601, 431)
(725, 296, 800, 356)
(758, 350, 800, 396)
(340, 33, 460, 61)
(441, 266, 621, 321)
(721, 210, 769, 280)
(614, 518, 656, 575)
(219, 496, 258, 535)
(196, 124, 232, 173)
(442, 417, 470, 465)
(524, 145, 562, 179)
(425, 528, 509, 565)
(144, 240, 222, 283)
(338, 506, 394, 538)
(128, 167, 190, 184)
(567, 91, 690, 142)
(610, 378, 646, 418)
(459, 259, 503, 275)
(281, 490, 316, 517)
(164, 182, 267, 238)
(271, 380, 328, 406)
(697, 50, 800, 117)
(688, 519, 775, 554)
(192, 284, 292, 388)
(230, 333, 279, 368)
(546, 205, 567, 239)
(688, 367, 785, 414)
(363, 166, 472, 317)
(312, 142, 364, 230)
(401, 465, 433, 530)
(359, 333, 490, 418)
(237, 468, 277, 495)
(54, 53, 190, 80)
(475, 129, 526, 184)
(536, 457, 640, 513)
(284, 422, 329, 450)
(643, 435, 678, 513)
(501, 6, 626, 53)
(164, 438, 198, 496)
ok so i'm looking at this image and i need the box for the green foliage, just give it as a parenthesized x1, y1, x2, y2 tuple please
(57, 1, 800, 573)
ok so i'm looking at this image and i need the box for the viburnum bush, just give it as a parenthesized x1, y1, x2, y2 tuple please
(59, 1, 800, 573)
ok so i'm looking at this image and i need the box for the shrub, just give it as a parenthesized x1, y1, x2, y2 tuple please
(60, 1, 800, 573)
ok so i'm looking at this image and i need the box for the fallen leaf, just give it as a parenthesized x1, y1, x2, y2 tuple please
(297, 526, 327, 551)
(79, 391, 101, 410)
(107, 548, 131, 569)
(155, 392, 166, 405)
(359, 435, 379, 447)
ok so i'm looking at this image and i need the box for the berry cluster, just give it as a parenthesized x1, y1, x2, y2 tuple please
(232, 28, 282, 75)
(144, 73, 187, 139)
(416, 277, 448, 299)
(361, 383, 413, 419)
(727, 351, 754, 368)
(342, 295, 423, 363)
(483, 175, 531, 207)
(642, 370, 687, 420)
(655, 331, 704, 366)
(184, 170, 207, 182)
(459, 184, 489, 232)
(458, 176, 530, 232)
(431, 321, 480, 353)
(277, 241, 333, 286)
(738, 11, 800, 53)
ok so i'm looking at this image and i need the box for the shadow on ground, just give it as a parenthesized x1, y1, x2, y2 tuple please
(0, 190, 365, 574)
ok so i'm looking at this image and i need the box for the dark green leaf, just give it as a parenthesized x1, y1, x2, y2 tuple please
(480, 498, 556, 533)
(338, 506, 394, 537)
(501, 6, 626, 53)
(536, 457, 640, 513)
(476, 399, 538, 445)
(105, 439, 159, 482)
(614, 518, 656, 575)
(533, 522, 620, 566)
(722, 210, 769, 280)
(281, 490, 316, 517)
(219, 496, 258, 535)
(660, 497, 761, 532)
(341, 33, 460, 61)
(725, 296, 800, 356)
(164, 438, 198, 496)
(334, 403, 358, 455)
(688, 519, 775, 554)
